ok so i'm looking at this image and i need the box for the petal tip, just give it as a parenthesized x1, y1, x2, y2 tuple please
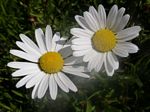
(51, 96, 56, 100)
(7, 63, 11, 67)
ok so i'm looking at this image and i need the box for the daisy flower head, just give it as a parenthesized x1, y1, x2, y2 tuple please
(7, 25, 89, 100)
(71, 4, 141, 76)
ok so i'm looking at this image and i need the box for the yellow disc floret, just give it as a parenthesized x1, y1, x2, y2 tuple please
(39, 52, 64, 74)
(92, 29, 116, 52)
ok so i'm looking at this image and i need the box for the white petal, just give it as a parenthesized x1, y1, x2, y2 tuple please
(115, 14, 130, 32)
(49, 74, 58, 100)
(55, 37, 67, 52)
(106, 5, 118, 29)
(64, 56, 76, 65)
(35, 28, 47, 53)
(59, 46, 72, 59)
(37, 75, 49, 98)
(87, 52, 102, 72)
(19, 34, 41, 55)
(54, 73, 69, 92)
(71, 44, 92, 51)
(16, 73, 35, 88)
(112, 7, 125, 31)
(63, 66, 86, 72)
(25, 72, 45, 88)
(70, 28, 93, 39)
(12, 68, 40, 77)
(104, 55, 114, 76)
(72, 37, 91, 45)
(58, 72, 77, 92)
(75, 15, 92, 31)
(64, 56, 83, 65)
(117, 26, 141, 39)
(62, 69, 89, 78)
(95, 53, 105, 72)
(73, 49, 92, 57)
(83, 49, 97, 62)
(84, 11, 99, 32)
(45, 25, 52, 51)
(87, 60, 94, 72)
(117, 42, 139, 53)
(112, 45, 129, 57)
(7, 62, 38, 69)
(89, 6, 101, 29)
(10, 50, 38, 62)
(117, 33, 139, 42)
(51, 32, 60, 51)
(107, 52, 119, 70)
(16, 41, 40, 58)
(98, 4, 106, 28)
(62, 37, 75, 48)
(16, 41, 32, 54)
(31, 81, 40, 99)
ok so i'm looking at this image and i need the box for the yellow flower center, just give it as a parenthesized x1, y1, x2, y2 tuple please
(39, 52, 64, 74)
(92, 29, 116, 52)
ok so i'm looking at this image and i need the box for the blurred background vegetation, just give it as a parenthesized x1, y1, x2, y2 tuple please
(0, 0, 150, 112)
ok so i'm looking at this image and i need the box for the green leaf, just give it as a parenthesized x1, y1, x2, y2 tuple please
(0, 102, 12, 111)
(86, 101, 95, 112)
(11, 90, 23, 97)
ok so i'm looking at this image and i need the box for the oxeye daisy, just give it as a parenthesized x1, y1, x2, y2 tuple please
(71, 4, 141, 76)
(7, 25, 89, 100)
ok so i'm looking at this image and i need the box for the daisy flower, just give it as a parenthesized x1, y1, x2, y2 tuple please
(71, 4, 141, 76)
(7, 25, 89, 100)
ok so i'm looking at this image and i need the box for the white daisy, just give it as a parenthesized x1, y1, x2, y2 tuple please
(7, 25, 89, 100)
(70, 4, 141, 76)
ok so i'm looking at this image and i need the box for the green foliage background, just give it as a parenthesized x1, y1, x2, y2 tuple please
(0, 0, 150, 112)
